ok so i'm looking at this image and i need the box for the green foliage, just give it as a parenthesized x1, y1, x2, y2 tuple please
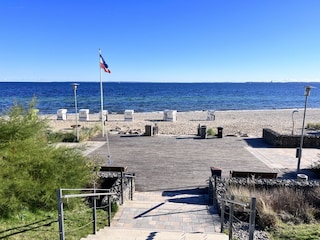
(79, 125, 101, 141)
(270, 223, 320, 240)
(306, 122, 320, 130)
(111, 202, 118, 213)
(0, 200, 118, 240)
(207, 128, 216, 136)
(47, 131, 78, 143)
(0, 101, 95, 217)
(47, 124, 101, 143)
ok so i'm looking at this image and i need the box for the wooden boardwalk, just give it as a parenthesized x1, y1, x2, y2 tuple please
(89, 135, 272, 191)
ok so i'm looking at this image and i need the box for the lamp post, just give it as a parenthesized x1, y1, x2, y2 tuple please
(297, 86, 312, 172)
(291, 110, 299, 135)
(72, 83, 80, 142)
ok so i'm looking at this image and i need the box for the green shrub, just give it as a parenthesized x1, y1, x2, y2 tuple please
(306, 122, 320, 130)
(47, 131, 77, 142)
(79, 125, 101, 141)
(207, 128, 216, 136)
(0, 101, 95, 217)
(47, 124, 101, 143)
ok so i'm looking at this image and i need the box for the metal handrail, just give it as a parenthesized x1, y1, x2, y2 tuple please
(60, 188, 111, 191)
(57, 189, 116, 240)
(63, 192, 115, 198)
(209, 176, 256, 240)
(217, 197, 249, 207)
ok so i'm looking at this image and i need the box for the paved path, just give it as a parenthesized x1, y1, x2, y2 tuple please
(82, 189, 228, 240)
(87, 134, 320, 191)
(89, 135, 276, 191)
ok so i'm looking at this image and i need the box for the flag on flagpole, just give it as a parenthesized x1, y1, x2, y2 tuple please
(99, 54, 111, 73)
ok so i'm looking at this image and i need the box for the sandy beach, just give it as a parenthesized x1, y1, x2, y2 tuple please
(44, 108, 320, 138)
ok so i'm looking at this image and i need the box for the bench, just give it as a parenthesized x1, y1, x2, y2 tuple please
(100, 166, 128, 172)
(230, 170, 277, 179)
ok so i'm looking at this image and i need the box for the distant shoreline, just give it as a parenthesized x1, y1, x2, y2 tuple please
(1, 81, 319, 83)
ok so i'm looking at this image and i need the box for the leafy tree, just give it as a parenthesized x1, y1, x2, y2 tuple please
(0, 100, 94, 217)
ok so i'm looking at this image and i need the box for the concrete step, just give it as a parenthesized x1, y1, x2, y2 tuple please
(81, 227, 228, 240)
(81, 190, 228, 240)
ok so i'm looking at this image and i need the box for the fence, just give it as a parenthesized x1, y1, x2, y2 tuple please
(209, 176, 256, 240)
(57, 188, 115, 240)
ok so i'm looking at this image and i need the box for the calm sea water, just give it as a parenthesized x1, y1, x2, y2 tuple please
(1, 82, 320, 114)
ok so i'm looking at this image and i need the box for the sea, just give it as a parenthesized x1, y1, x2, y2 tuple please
(1, 82, 320, 114)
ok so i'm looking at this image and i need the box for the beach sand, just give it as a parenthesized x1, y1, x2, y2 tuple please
(44, 108, 320, 138)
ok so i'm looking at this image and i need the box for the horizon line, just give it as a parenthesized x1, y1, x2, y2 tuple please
(0, 81, 318, 84)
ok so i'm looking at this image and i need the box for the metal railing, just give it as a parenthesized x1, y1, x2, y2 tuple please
(57, 188, 116, 240)
(219, 195, 256, 240)
(124, 172, 135, 201)
(209, 176, 256, 240)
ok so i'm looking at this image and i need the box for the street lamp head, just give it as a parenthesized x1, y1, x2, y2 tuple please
(72, 83, 79, 91)
(292, 109, 299, 114)
(304, 86, 314, 96)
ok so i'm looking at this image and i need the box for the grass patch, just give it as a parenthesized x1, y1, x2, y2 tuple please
(0, 200, 118, 240)
(47, 124, 101, 143)
(270, 222, 320, 240)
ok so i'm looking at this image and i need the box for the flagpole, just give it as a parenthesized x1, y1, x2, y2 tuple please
(99, 49, 105, 137)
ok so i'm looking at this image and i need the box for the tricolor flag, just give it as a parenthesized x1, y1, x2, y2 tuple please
(100, 54, 111, 73)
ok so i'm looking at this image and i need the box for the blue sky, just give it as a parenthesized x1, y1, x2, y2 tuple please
(1, 0, 320, 83)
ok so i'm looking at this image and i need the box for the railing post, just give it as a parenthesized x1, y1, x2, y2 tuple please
(108, 195, 111, 227)
(220, 195, 225, 233)
(92, 196, 97, 234)
(120, 171, 124, 205)
(57, 189, 65, 240)
(213, 176, 217, 207)
(229, 195, 234, 240)
(130, 175, 133, 200)
(249, 197, 256, 240)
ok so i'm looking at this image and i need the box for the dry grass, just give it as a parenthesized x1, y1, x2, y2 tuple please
(227, 185, 320, 230)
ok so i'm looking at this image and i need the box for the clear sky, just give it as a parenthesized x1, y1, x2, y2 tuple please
(1, 0, 320, 83)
